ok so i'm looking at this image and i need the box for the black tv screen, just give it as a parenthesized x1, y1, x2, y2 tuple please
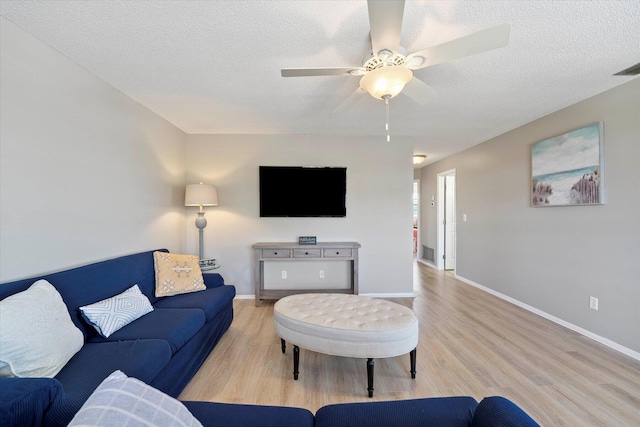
(259, 166, 346, 217)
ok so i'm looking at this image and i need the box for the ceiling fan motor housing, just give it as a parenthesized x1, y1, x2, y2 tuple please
(363, 52, 406, 71)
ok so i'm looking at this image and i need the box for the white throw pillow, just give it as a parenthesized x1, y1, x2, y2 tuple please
(79, 284, 153, 338)
(0, 279, 84, 378)
(68, 370, 203, 427)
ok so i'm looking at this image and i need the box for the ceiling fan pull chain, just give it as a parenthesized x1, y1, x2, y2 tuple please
(385, 95, 391, 142)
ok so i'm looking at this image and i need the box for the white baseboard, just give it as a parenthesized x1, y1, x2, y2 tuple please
(234, 294, 255, 300)
(360, 292, 415, 298)
(417, 258, 438, 270)
(455, 274, 640, 362)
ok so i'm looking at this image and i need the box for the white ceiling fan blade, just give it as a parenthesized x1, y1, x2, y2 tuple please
(368, 0, 405, 56)
(406, 23, 511, 70)
(281, 67, 364, 77)
(333, 87, 367, 114)
(402, 77, 437, 105)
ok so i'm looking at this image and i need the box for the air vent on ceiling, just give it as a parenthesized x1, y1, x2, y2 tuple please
(614, 62, 640, 76)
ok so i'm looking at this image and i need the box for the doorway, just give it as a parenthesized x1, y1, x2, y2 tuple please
(437, 169, 456, 271)
(413, 180, 420, 257)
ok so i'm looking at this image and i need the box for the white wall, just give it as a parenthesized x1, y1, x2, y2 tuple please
(0, 18, 187, 282)
(420, 77, 640, 354)
(186, 134, 414, 297)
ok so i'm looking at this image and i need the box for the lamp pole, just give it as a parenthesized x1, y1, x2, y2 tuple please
(185, 182, 218, 260)
(195, 207, 207, 260)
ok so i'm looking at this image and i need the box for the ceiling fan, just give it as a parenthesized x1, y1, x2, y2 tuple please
(281, 0, 510, 140)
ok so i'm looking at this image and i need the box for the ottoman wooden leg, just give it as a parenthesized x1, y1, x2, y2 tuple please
(367, 358, 374, 397)
(410, 348, 416, 379)
(281, 338, 286, 354)
(293, 345, 299, 380)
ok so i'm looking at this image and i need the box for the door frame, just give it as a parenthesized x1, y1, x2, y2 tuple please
(413, 179, 420, 256)
(436, 169, 456, 270)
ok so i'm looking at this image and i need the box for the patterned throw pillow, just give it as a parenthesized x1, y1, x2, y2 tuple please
(153, 252, 205, 297)
(68, 370, 203, 427)
(79, 284, 154, 338)
(0, 280, 84, 378)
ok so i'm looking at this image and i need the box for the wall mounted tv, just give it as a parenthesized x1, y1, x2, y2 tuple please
(259, 166, 346, 217)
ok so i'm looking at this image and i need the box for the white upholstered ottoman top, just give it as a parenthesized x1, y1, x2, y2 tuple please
(274, 293, 418, 358)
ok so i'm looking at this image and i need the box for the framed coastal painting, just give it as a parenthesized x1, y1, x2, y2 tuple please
(531, 122, 604, 207)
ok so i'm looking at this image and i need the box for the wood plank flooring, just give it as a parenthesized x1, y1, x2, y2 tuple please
(179, 262, 640, 425)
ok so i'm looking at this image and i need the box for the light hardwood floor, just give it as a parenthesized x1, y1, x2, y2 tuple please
(179, 262, 640, 425)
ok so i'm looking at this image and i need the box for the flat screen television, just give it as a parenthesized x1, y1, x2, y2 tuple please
(259, 166, 346, 217)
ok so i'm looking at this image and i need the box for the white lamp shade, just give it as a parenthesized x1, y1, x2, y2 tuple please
(360, 66, 413, 99)
(185, 183, 219, 207)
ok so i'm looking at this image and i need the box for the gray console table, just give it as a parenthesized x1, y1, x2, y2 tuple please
(253, 242, 360, 306)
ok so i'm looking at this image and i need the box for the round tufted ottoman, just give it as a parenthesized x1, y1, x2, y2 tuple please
(274, 293, 418, 397)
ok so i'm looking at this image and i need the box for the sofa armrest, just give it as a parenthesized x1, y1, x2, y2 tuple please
(0, 377, 64, 427)
(471, 396, 540, 427)
(203, 272, 225, 289)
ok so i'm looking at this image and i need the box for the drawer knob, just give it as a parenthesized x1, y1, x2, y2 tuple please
(274, 252, 278, 255)
(336, 251, 339, 255)
(305, 252, 309, 255)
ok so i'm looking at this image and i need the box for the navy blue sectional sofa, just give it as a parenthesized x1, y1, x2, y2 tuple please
(183, 395, 539, 426)
(0, 249, 235, 426)
(0, 249, 539, 426)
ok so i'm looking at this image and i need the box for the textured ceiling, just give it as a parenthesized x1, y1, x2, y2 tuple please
(1, 1, 638, 166)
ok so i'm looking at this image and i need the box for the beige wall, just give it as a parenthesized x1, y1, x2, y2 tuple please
(0, 18, 187, 281)
(186, 134, 415, 297)
(419, 77, 640, 355)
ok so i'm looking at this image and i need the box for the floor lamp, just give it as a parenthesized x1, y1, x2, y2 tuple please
(185, 182, 219, 260)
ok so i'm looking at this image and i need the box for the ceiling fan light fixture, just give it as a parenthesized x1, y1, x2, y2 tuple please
(349, 68, 366, 76)
(360, 66, 413, 99)
(413, 154, 427, 164)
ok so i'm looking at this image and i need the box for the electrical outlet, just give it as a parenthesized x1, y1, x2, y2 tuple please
(589, 296, 598, 310)
(281, 270, 287, 279)
(319, 270, 325, 279)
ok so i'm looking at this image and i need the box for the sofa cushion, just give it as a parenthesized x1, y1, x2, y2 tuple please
(183, 401, 314, 427)
(45, 339, 172, 426)
(79, 284, 154, 338)
(69, 370, 202, 427)
(154, 252, 206, 297)
(88, 308, 206, 354)
(56, 339, 171, 389)
(314, 396, 478, 427)
(0, 280, 84, 378)
(0, 377, 63, 427)
(471, 396, 540, 427)
(153, 285, 236, 322)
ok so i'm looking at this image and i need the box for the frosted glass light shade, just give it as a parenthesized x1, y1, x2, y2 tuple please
(413, 155, 427, 164)
(360, 66, 413, 99)
(185, 183, 219, 207)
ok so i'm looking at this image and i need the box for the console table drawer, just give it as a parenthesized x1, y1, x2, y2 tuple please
(262, 249, 291, 258)
(323, 248, 352, 258)
(293, 249, 322, 258)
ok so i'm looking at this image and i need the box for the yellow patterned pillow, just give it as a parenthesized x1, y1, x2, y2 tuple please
(153, 252, 206, 297)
